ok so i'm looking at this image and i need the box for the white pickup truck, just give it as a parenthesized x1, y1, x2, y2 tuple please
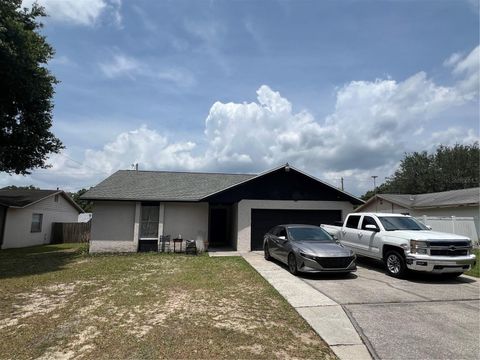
(322, 213, 476, 278)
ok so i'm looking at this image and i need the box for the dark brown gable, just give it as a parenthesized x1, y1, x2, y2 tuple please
(202, 167, 363, 204)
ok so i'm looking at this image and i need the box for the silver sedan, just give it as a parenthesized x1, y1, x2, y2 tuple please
(263, 224, 357, 275)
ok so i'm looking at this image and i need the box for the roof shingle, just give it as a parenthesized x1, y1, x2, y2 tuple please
(0, 189, 60, 207)
(81, 170, 257, 201)
(376, 187, 480, 209)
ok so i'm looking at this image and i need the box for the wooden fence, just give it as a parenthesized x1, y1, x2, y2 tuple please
(51, 221, 91, 244)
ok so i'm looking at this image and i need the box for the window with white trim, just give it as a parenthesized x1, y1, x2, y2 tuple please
(31, 213, 43, 232)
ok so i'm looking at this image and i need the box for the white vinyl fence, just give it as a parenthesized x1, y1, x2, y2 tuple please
(417, 216, 479, 245)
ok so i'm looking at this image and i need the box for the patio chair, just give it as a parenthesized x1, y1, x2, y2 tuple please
(159, 235, 171, 253)
(185, 239, 197, 255)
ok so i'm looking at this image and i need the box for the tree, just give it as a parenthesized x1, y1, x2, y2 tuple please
(1, 184, 39, 190)
(361, 142, 479, 199)
(69, 188, 93, 212)
(0, 0, 63, 175)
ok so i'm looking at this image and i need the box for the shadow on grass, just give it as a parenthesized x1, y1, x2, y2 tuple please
(356, 255, 477, 284)
(0, 244, 85, 280)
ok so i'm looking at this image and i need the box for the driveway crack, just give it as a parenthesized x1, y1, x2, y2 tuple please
(342, 305, 381, 360)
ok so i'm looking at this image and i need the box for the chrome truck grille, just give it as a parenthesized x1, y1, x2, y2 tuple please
(429, 241, 471, 257)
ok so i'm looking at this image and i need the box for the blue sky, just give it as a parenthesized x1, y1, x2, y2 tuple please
(4, 0, 479, 195)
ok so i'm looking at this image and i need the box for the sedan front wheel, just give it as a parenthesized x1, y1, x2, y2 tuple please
(264, 243, 272, 261)
(288, 253, 298, 275)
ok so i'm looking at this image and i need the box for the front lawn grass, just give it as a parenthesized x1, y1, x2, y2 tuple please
(0, 244, 335, 359)
(465, 248, 479, 277)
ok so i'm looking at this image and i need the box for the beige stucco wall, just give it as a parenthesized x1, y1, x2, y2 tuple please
(236, 200, 355, 252)
(90, 201, 136, 252)
(2, 194, 80, 249)
(163, 202, 208, 243)
(89, 201, 208, 253)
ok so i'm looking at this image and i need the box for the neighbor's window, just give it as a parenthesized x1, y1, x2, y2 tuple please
(140, 203, 159, 239)
(31, 213, 43, 232)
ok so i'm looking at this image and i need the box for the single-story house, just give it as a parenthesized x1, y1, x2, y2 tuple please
(0, 189, 84, 249)
(355, 187, 480, 238)
(82, 164, 364, 253)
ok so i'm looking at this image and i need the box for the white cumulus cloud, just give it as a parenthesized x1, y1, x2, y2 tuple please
(22, 0, 121, 27)
(2, 47, 478, 194)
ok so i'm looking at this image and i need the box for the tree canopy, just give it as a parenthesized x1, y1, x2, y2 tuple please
(1, 184, 39, 190)
(69, 188, 93, 212)
(361, 142, 479, 200)
(0, 0, 62, 174)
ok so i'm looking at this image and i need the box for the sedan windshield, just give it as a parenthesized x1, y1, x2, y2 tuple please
(288, 227, 334, 242)
(378, 217, 428, 231)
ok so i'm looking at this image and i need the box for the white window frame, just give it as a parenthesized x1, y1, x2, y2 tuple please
(31, 213, 43, 233)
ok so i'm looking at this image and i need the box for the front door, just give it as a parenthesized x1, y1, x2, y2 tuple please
(209, 206, 231, 248)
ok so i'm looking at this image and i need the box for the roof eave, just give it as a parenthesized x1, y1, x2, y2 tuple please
(412, 202, 479, 210)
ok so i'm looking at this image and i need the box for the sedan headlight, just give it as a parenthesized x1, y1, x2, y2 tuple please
(410, 240, 429, 254)
(300, 252, 316, 260)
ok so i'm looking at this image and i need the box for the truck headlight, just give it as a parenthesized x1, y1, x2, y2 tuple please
(410, 240, 429, 254)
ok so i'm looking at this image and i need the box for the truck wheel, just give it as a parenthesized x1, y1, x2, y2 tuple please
(288, 253, 298, 275)
(264, 243, 272, 261)
(385, 251, 407, 278)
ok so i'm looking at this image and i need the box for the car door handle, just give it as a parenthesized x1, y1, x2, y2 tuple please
(341, 230, 346, 236)
(358, 233, 363, 238)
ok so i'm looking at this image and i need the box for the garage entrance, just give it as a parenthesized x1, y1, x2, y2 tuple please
(250, 209, 342, 250)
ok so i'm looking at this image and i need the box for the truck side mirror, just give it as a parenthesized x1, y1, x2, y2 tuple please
(365, 224, 379, 232)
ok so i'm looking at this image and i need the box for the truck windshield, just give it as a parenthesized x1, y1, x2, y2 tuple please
(288, 227, 334, 242)
(378, 217, 429, 231)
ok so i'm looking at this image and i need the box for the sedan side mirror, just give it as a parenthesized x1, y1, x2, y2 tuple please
(278, 235, 286, 240)
(426, 225, 432, 230)
(365, 224, 379, 232)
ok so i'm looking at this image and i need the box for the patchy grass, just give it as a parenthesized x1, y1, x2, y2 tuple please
(0, 244, 335, 360)
(465, 248, 479, 277)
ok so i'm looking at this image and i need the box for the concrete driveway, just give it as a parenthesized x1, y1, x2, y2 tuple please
(301, 257, 480, 360)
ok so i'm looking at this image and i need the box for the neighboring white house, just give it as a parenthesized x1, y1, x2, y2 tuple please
(0, 189, 83, 249)
(82, 164, 364, 253)
(355, 188, 480, 240)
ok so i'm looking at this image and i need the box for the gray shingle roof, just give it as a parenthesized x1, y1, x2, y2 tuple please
(377, 187, 480, 209)
(81, 170, 257, 201)
(0, 189, 83, 212)
(0, 189, 60, 207)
